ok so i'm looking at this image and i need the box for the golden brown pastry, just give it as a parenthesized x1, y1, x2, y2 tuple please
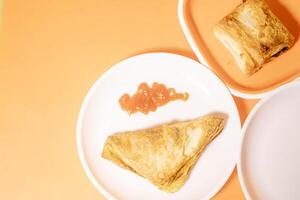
(102, 114, 225, 192)
(213, 0, 294, 75)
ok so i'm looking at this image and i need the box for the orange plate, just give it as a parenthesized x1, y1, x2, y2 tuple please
(186, 0, 300, 94)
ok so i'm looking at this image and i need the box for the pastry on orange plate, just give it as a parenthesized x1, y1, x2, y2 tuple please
(102, 114, 225, 192)
(213, 0, 294, 75)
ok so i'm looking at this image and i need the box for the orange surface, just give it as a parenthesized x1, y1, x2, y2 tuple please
(189, 0, 300, 94)
(0, 0, 258, 199)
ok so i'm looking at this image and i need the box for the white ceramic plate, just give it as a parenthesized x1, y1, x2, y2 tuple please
(238, 80, 300, 200)
(77, 53, 241, 200)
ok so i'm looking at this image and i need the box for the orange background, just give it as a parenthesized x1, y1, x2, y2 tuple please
(0, 0, 258, 199)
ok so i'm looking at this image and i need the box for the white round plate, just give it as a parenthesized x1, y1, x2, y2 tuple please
(238, 80, 300, 200)
(77, 53, 241, 200)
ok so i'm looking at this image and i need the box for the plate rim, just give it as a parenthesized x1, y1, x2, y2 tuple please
(76, 52, 241, 200)
(237, 80, 300, 199)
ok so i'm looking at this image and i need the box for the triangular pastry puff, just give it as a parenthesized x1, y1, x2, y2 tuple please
(102, 115, 225, 192)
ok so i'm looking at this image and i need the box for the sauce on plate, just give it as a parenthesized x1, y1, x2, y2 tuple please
(119, 82, 189, 115)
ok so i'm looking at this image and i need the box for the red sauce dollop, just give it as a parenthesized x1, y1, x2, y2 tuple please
(119, 82, 189, 115)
